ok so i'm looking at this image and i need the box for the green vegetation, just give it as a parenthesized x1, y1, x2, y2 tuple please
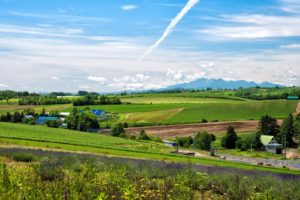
(221, 126, 238, 149)
(0, 123, 299, 175)
(193, 132, 216, 151)
(0, 88, 299, 126)
(1, 153, 299, 200)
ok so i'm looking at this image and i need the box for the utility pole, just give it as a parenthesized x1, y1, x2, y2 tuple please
(284, 130, 287, 160)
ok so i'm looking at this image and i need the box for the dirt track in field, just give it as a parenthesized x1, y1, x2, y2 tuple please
(296, 102, 300, 115)
(124, 120, 261, 138)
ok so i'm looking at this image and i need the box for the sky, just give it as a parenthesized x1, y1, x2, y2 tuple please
(0, 0, 300, 92)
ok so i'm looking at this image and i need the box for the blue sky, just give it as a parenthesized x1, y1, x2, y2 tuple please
(0, 0, 300, 92)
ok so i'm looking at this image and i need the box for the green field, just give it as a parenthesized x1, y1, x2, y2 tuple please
(0, 90, 298, 125)
(0, 104, 72, 114)
(74, 100, 298, 123)
(0, 123, 299, 175)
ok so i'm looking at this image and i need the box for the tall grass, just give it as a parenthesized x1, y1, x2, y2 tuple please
(0, 153, 299, 200)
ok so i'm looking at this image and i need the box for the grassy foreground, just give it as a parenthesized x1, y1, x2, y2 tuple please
(0, 123, 299, 175)
(1, 152, 299, 200)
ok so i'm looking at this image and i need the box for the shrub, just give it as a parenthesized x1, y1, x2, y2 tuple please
(176, 136, 194, 148)
(221, 126, 238, 149)
(193, 132, 216, 151)
(139, 129, 150, 140)
(201, 119, 208, 123)
(38, 157, 64, 181)
(12, 153, 35, 162)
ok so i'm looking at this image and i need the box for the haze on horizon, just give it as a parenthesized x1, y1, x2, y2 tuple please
(0, 0, 300, 92)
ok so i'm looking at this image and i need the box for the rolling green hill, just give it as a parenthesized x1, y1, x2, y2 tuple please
(0, 122, 299, 175)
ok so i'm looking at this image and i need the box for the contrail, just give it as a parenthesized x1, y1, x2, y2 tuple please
(140, 0, 200, 59)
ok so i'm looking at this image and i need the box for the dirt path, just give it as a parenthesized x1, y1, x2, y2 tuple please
(124, 120, 260, 138)
(296, 102, 300, 115)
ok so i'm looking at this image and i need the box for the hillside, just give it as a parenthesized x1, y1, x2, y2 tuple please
(0, 122, 299, 175)
(164, 78, 280, 90)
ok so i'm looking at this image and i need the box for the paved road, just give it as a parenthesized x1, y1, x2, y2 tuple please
(219, 154, 300, 170)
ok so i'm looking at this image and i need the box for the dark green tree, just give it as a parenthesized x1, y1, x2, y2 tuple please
(279, 114, 296, 147)
(139, 129, 150, 140)
(66, 108, 80, 130)
(295, 113, 300, 141)
(78, 111, 99, 131)
(221, 126, 238, 149)
(258, 115, 280, 137)
(111, 123, 125, 137)
(11, 112, 22, 123)
(193, 132, 216, 151)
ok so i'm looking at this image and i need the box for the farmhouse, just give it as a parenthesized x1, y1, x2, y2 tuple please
(287, 96, 299, 100)
(163, 140, 177, 147)
(260, 135, 282, 154)
(36, 116, 59, 125)
(91, 109, 106, 120)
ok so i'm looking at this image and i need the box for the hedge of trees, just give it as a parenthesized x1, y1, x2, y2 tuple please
(73, 95, 121, 106)
(18, 96, 71, 105)
(0, 90, 39, 100)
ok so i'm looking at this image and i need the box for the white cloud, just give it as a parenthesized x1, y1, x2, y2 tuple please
(78, 85, 90, 89)
(0, 83, 9, 88)
(121, 5, 138, 11)
(51, 76, 60, 80)
(200, 14, 300, 39)
(280, 44, 300, 49)
(87, 76, 107, 83)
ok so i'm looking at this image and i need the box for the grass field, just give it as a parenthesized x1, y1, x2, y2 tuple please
(0, 104, 72, 114)
(0, 122, 299, 175)
(0, 91, 298, 125)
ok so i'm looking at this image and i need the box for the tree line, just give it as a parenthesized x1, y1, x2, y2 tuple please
(175, 113, 300, 151)
(0, 90, 39, 100)
(73, 95, 121, 106)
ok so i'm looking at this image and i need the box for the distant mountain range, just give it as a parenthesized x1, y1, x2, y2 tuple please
(163, 78, 281, 90)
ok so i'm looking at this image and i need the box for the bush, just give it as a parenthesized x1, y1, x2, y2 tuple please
(193, 132, 216, 151)
(201, 119, 208, 123)
(176, 136, 194, 148)
(111, 123, 125, 137)
(11, 153, 35, 162)
(139, 129, 150, 140)
(38, 157, 64, 181)
(221, 126, 238, 149)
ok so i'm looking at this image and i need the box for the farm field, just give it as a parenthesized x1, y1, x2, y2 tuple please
(0, 104, 72, 114)
(124, 120, 261, 138)
(115, 100, 297, 124)
(0, 97, 298, 125)
(0, 122, 298, 175)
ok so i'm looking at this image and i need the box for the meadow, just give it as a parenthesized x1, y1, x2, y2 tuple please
(1, 151, 299, 200)
(0, 122, 299, 175)
(0, 91, 298, 125)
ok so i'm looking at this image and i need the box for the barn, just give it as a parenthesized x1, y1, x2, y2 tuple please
(260, 135, 282, 154)
(287, 96, 299, 100)
(36, 116, 59, 125)
(91, 110, 106, 120)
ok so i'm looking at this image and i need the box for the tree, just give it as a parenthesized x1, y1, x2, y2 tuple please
(111, 123, 125, 137)
(11, 112, 22, 123)
(139, 129, 150, 140)
(176, 136, 194, 148)
(258, 115, 280, 137)
(295, 113, 300, 141)
(66, 108, 80, 130)
(193, 132, 216, 151)
(279, 114, 296, 147)
(77, 111, 99, 131)
(221, 126, 238, 149)
(46, 120, 61, 128)
(0, 112, 11, 122)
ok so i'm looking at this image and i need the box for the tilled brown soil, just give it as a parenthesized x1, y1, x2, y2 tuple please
(124, 120, 261, 138)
